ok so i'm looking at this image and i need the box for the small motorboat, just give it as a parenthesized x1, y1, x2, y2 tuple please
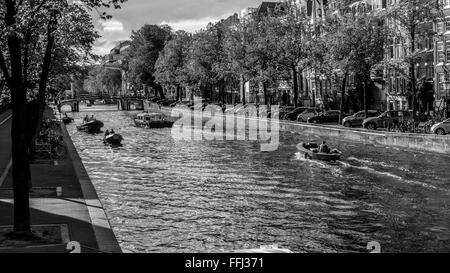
(62, 116, 74, 124)
(297, 142, 342, 161)
(77, 120, 104, 133)
(134, 112, 174, 129)
(103, 133, 123, 145)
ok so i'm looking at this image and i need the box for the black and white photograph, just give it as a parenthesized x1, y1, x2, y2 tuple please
(0, 0, 449, 264)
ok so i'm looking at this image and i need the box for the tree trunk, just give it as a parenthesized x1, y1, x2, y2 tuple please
(410, 29, 417, 124)
(5, 0, 32, 234)
(218, 80, 225, 104)
(363, 80, 368, 119)
(299, 71, 304, 98)
(339, 74, 347, 125)
(157, 85, 165, 99)
(263, 81, 269, 106)
(241, 76, 246, 105)
(292, 66, 299, 108)
(176, 85, 181, 102)
(11, 105, 32, 235)
(31, 17, 56, 148)
(319, 78, 324, 112)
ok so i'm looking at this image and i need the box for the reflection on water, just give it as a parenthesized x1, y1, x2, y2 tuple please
(66, 106, 450, 253)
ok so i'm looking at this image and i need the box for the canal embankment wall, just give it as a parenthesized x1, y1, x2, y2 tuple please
(60, 121, 122, 253)
(144, 102, 450, 155)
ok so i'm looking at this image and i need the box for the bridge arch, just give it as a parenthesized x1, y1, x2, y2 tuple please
(59, 100, 80, 112)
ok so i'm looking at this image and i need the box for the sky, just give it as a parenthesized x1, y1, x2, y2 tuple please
(92, 0, 264, 55)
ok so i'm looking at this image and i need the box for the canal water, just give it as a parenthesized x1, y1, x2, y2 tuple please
(66, 105, 450, 253)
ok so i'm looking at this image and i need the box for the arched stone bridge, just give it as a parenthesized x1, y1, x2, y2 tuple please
(59, 99, 80, 112)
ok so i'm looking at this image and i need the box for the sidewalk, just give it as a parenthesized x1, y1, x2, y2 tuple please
(0, 110, 12, 188)
(0, 107, 121, 253)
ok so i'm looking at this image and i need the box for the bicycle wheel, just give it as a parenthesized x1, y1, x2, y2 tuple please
(34, 151, 49, 160)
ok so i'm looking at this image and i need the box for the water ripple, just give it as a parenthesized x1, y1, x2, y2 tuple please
(67, 107, 450, 253)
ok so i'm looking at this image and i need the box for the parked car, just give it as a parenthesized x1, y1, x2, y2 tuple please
(160, 99, 177, 106)
(431, 118, 450, 135)
(190, 102, 209, 111)
(307, 110, 348, 124)
(279, 106, 296, 120)
(150, 97, 162, 103)
(284, 107, 313, 121)
(297, 108, 320, 122)
(363, 110, 413, 130)
(342, 110, 381, 128)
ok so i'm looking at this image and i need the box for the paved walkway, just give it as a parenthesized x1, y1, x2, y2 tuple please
(0, 108, 121, 253)
(0, 110, 12, 188)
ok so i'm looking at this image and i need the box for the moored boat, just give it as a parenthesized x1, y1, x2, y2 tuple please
(62, 117, 74, 124)
(134, 112, 174, 129)
(297, 142, 342, 161)
(77, 120, 104, 133)
(233, 245, 292, 253)
(103, 133, 123, 145)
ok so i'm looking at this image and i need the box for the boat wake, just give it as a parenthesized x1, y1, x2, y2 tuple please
(337, 160, 440, 191)
(294, 152, 343, 177)
(295, 151, 442, 192)
(346, 157, 410, 173)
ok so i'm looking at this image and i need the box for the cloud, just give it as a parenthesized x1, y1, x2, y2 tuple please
(100, 19, 124, 32)
(161, 16, 223, 33)
(94, 19, 129, 55)
(91, 0, 263, 55)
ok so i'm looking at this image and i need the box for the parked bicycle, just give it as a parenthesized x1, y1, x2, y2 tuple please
(34, 134, 67, 160)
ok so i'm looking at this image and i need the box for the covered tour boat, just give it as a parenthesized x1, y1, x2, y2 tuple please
(297, 143, 342, 161)
(77, 120, 104, 133)
(134, 112, 174, 129)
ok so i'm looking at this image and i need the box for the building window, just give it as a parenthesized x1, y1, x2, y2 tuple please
(438, 41, 445, 63)
(438, 73, 450, 100)
(445, 17, 450, 33)
(437, 21, 445, 34)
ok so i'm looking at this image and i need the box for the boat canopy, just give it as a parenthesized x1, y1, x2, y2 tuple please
(136, 113, 165, 121)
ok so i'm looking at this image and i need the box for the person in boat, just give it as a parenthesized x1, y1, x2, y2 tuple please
(84, 114, 89, 123)
(104, 129, 110, 138)
(319, 141, 331, 154)
(110, 129, 115, 135)
(90, 115, 95, 121)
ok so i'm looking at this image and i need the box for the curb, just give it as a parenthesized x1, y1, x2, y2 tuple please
(60, 123, 122, 253)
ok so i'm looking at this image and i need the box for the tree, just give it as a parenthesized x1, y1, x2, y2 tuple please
(85, 66, 122, 96)
(155, 31, 191, 101)
(224, 19, 260, 105)
(126, 24, 171, 98)
(0, 0, 125, 237)
(246, 16, 281, 105)
(317, 7, 386, 123)
(417, 77, 435, 114)
(346, 10, 386, 118)
(384, 0, 439, 121)
(320, 13, 356, 123)
(180, 22, 234, 103)
(265, 3, 310, 107)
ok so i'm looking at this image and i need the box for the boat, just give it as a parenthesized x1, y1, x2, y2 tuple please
(296, 142, 342, 161)
(77, 120, 104, 133)
(233, 245, 293, 253)
(62, 117, 74, 124)
(103, 133, 123, 145)
(134, 112, 174, 129)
